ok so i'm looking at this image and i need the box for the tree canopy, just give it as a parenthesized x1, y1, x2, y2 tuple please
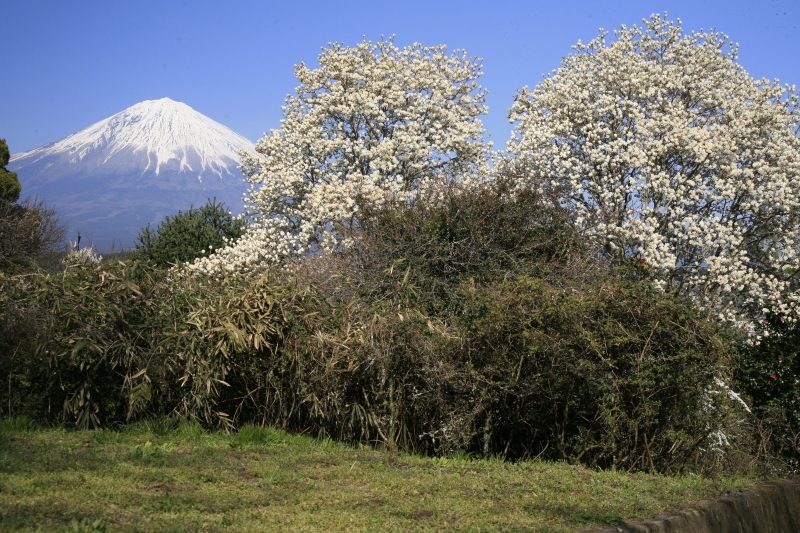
(0, 139, 22, 204)
(507, 14, 800, 321)
(189, 38, 491, 276)
(136, 198, 246, 268)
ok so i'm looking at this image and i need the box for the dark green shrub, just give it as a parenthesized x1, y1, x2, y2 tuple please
(735, 314, 800, 463)
(453, 274, 741, 472)
(0, 139, 21, 204)
(330, 176, 589, 315)
(135, 198, 245, 267)
(279, 268, 743, 474)
(287, 179, 746, 473)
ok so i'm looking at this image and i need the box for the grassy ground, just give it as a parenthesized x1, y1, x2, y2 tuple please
(0, 417, 760, 533)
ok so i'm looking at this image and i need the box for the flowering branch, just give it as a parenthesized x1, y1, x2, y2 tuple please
(508, 13, 800, 321)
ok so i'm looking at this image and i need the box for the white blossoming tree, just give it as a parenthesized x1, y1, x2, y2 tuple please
(190, 38, 491, 275)
(508, 13, 800, 321)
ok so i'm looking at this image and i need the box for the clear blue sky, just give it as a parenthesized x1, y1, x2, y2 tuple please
(2, 0, 798, 155)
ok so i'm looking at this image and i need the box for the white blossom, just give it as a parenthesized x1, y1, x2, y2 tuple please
(188, 38, 492, 276)
(62, 239, 103, 268)
(507, 13, 800, 322)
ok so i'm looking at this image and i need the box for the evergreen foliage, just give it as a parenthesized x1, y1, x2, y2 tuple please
(0, 139, 22, 205)
(330, 174, 588, 315)
(0, 178, 749, 474)
(735, 315, 800, 464)
(0, 266, 745, 475)
(135, 198, 245, 267)
(298, 180, 743, 473)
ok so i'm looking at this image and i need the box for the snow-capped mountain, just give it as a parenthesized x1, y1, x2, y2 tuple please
(9, 98, 255, 252)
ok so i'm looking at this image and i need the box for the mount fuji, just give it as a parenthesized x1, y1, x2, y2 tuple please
(9, 98, 255, 252)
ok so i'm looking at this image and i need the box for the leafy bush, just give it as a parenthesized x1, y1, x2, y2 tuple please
(285, 180, 746, 473)
(135, 198, 245, 267)
(310, 176, 589, 314)
(0, 177, 755, 475)
(271, 269, 742, 474)
(0, 262, 163, 426)
(735, 314, 800, 464)
(0, 196, 67, 273)
(0, 139, 22, 204)
(0, 262, 325, 429)
(453, 273, 741, 472)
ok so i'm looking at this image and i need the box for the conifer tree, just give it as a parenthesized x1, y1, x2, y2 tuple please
(0, 139, 22, 204)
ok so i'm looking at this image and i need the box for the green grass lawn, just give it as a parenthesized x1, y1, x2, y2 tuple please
(0, 417, 760, 532)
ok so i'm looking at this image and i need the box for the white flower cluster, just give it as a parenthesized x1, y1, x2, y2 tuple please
(188, 38, 492, 276)
(62, 239, 103, 268)
(508, 13, 800, 321)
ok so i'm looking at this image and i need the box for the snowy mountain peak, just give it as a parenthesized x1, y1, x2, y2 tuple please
(8, 99, 255, 251)
(11, 98, 255, 178)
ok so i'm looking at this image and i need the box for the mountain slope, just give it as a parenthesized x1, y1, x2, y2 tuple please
(9, 98, 255, 251)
